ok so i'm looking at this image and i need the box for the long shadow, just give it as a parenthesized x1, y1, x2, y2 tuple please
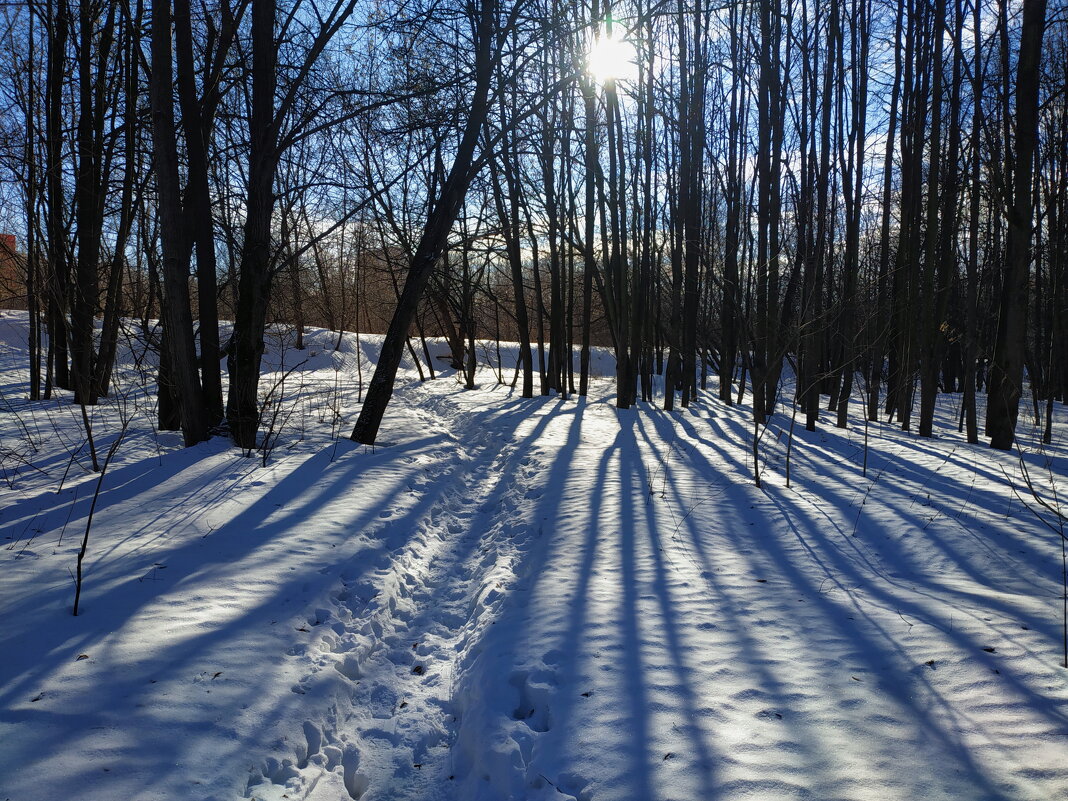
(443, 397, 588, 791)
(781, 422, 1066, 614)
(456, 398, 726, 799)
(4, 368, 1065, 800)
(681, 492, 1003, 794)
(639, 406, 838, 796)
(3, 380, 592, 796)
(606, 416, 657, 801)
(0, 430, 448, 643)
(447, 393, 719, 799)
(665, 410, 1065, 796)
(0, 422, 480, 798)
(698, 391, 1063, 619)
(625, 411, 720, 797)
(765, 484, 1068, 722)
(227, 391, 577, 797)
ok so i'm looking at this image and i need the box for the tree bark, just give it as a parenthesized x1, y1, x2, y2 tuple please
(988, 0, 1047, 450)
(150, 0, 207, 446)
(351, 0, 496, 445)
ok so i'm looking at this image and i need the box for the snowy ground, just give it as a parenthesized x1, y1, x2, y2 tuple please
(2, 308, 1068, 801)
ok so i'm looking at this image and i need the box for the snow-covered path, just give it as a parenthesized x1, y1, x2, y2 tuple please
(2, 317, 1067, 801)
(262, 384, 578, 801)
(428, 391, 1068, 801)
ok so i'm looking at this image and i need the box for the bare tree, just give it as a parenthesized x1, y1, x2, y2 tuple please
(987, 0, 1048, 450)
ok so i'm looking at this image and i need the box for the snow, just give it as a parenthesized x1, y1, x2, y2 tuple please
(2, 307, 1067, 801)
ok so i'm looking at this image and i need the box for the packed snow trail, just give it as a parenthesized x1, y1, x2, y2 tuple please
(247, 381, 576, 800)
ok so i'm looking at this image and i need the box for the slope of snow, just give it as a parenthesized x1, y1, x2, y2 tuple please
(1, 309, 1067, 801)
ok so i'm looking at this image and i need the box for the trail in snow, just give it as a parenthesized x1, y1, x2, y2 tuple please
(249, 383, 567, 800)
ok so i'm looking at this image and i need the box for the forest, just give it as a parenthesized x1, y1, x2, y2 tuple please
(1, 1, 1068, 800)
(0, 0, 1064, 452)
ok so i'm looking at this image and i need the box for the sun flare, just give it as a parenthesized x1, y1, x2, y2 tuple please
(587, 32, 637, 84)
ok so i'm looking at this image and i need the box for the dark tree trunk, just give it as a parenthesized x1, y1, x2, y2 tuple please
(174, 0, 224, 425)
(918, 0, 947, 438)
(95, 4, 140, 399)
(497, 122, 534, 398)
(680, 0, 705, 409)
(69, 1, 114, 406)
(151, 0, 207, 446)
(869, 0, 905, 422)
(227, 0, 279, 449)
(351, 0, 496, 445)
(25, 11, 42, 400)
(835, 0, 869, 429)
(45, 0, 71, 395)
(720, 0, 745, 406)
(988, 0, 1047, 449)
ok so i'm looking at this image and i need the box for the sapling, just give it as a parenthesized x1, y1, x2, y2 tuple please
(72, 421, 129, 616)
(0, 385, 42, 448)
(847, 370, 872, 477)
(747, 341, 794, 488)
(258, 357, 309, 466)
(0, 445, 48, 489)
(78, 401, 101, 472)
(321, 361, 341, 428)
(850, 462, 888, 538)
(57, 487, 79, 547)
(752, 414, 762, 489)
(785, 381, 800, 489)
(57, 440, 89, 493)
(493, 313, 504, 385)
(354, 329, 365, 402)
(329, 361, 344, 462)
(70, 364, 142, 615)
(1004, 453, 1068, 668)
(862, 389, 870, 478)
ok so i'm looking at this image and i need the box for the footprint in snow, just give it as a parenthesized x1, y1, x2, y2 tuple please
(509, 670, 555, 733)
(308, 608, 333, 626)
(542, 649, 564, 667)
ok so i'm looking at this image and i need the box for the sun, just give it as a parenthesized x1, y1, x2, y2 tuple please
(587, 31, 638, 85)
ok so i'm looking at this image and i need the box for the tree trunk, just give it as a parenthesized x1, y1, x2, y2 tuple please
(150, 0, 207, 446)
(175, 0, 224, 425)
(987, 0, 1047, 450)
(351, 0, 496, 445)
(45, 0, 71, 394)
(227, 0, 279, 449)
